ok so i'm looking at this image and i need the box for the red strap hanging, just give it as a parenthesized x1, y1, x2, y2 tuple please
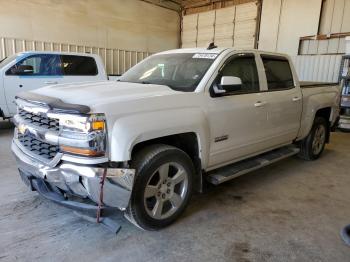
(96, 168, 108, 223)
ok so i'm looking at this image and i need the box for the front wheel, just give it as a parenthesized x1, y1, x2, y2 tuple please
(298, 117, 328, 160)
(126, 144, 194, 230)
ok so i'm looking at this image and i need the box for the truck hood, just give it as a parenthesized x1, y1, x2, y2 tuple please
(31, 81, 201, 115)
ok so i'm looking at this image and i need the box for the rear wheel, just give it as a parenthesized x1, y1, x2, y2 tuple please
(298, 117, 328, 160)
(126, 144, 194, 230)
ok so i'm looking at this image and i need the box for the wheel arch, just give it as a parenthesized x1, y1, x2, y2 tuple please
(298, 106, 334, 142)
(130, 132, 204, 193)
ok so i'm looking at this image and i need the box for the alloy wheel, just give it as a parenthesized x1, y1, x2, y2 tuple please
(312, 125, 326, 155)
(143, 162, 189, 220)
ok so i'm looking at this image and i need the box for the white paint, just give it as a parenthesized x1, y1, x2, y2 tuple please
(0, 51, 108, 117)
(28, 48, 339, 170)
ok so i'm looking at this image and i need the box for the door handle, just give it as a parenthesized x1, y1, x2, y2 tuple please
(254, 101, 267, 107)
(292, 97, 301, 102)
(44, 81, 58, 85)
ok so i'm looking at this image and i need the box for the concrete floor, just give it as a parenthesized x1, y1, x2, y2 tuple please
(0, 120, 349, 262)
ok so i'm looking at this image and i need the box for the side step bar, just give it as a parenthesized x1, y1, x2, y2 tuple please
(206, 145, 300, 185)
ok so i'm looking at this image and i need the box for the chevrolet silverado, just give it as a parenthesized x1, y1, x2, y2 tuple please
(11, 48, 340, 230)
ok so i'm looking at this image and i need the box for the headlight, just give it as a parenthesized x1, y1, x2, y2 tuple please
(56, 113, 107, 157)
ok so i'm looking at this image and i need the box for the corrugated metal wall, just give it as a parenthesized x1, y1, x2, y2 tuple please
(0, 37, 151, 75)
(319, 0, 350, 34)
(182, 2, 258, 48)
(258, 0, 322, 55)
(299, 37, 345, 55)
(1, 40, 341, 83)
(292, 55, 342, 82)
(299, 33, 350, 55)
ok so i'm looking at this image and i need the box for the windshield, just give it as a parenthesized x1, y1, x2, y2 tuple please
(0, 55, 17, 68)
(119, 53, 217, 92)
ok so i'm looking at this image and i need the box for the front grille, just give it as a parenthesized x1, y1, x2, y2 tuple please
(18, 133, 59, 160)
(18, 108, 59, 131)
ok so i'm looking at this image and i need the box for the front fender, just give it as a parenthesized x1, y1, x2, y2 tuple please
(108, 108, 210, 167)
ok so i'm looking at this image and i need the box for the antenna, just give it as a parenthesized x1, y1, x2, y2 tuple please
(207, 42, 217, 50)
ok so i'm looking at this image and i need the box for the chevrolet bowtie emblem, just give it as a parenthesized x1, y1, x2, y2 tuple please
(18, 124, 27, 135)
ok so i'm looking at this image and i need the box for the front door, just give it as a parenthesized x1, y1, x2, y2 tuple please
(3, 54, 63, 114)
(207, 53, 269, 168)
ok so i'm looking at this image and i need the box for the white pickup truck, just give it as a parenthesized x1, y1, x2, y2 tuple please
(11, 48, 340, 231)
(0, 51, 114, 119)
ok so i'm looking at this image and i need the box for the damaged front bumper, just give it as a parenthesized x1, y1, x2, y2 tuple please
(12, 140, 135, 213)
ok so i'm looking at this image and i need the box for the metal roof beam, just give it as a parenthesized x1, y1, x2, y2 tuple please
(140, 0, 182, 12)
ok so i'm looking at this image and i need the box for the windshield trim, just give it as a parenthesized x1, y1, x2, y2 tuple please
(117, 79, 176, 90)
(119, 53, 219, 92)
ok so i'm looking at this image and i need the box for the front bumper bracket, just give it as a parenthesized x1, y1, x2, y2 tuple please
(20, 170, 122, 234)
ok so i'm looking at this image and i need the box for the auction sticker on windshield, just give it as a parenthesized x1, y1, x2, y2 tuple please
(192, 54, 218, 59)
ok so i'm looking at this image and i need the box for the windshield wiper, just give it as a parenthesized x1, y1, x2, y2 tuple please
(117, 80, 150, 84)
(117, 80, 176, 90)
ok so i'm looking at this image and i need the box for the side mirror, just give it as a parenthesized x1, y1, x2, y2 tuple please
(221, 76, 242, 89)
(213, 76, 242, 95)
(11, 65, 34, 75)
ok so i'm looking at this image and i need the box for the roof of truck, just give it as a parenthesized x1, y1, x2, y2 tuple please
(157, 47, 290, 58)
(15, 51, 100, 57)
(159, 48, 228, 54)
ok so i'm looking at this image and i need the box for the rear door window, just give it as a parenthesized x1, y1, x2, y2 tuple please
(261, 55, 294, 90)
(60, 55, 98, 76)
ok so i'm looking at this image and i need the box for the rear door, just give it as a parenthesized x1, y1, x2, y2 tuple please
(260, 55, 302, 146)
(59, 55, 102, 84)
(3, 54, 63, 115)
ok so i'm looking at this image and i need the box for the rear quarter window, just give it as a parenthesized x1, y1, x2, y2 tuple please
(60, 55, 98, 76)
(261, 55, 294, 90)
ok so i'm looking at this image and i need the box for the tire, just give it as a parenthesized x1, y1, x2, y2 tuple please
(126, 144, 194, 230)
(298, 117, 328, 161)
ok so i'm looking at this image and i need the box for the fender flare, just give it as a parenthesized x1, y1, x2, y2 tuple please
(108, 109, 210, 168)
